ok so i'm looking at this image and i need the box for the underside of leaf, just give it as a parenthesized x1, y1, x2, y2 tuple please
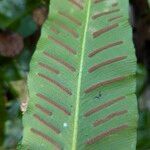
(21, 0, 138, 150)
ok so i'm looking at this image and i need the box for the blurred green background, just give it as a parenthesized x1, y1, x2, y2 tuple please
(0, 0, 149, 149)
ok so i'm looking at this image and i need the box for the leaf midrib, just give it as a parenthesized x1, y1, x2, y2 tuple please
(72, 1, 92, 150)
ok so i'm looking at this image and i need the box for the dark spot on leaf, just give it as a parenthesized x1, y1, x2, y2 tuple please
(94, 91, 102, 100)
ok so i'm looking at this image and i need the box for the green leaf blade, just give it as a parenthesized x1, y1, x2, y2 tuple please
(21, 0, 138, 150)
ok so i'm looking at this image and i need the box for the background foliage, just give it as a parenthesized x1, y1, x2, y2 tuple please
(0, 0, 149, 149)
(0, 0, 49, 149)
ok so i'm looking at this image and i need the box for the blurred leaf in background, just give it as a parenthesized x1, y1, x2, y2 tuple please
(130, 0, 150, 149)
(0, 0, 49, 149)
(0, 0, 26, 29)
(136, 64, 150, 150)
(0, 0, 49, 30)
